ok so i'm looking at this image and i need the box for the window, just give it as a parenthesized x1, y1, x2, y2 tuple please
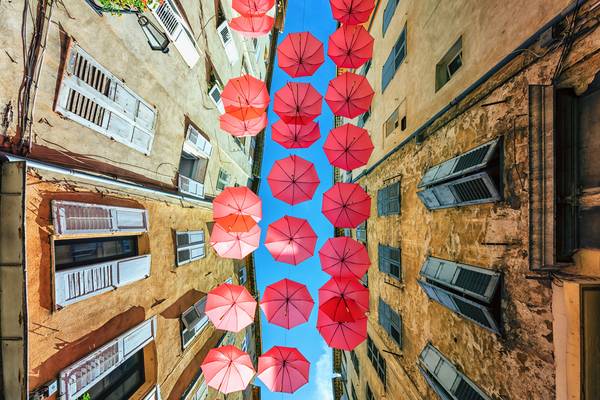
(216, 169, 231, 191)
(366, 384, 375, 400)
(54, 236, 138, 271)
(55, 44, 156, 154)
(350, 350, 360, 375)
(377, 181, 400, 216)
(384, 108, 399, 137)
(417, 138, 503, 210)
(356, 221, 367, 244)
(418, 256, 502, 334)
(382, 26, 407, 91)
(401, 115, 407, 130)
(217, 17, 239, 64)
(436, 37, 463, 91)
(351, 384, 358, 400)
(358, 108, 371, 128)
(378, 244, 401, 280)
(367, 336, 386, 386)
(176, 231, 205, 266)
(238, 266, 247, 284)
(419, 343, 491, 400)
(179, 125, 211, 198)
(378, 298, 402, 347)
(182, 297, 209, 348)
(382, 0, 399, 35)
(182, 373, 208, 400)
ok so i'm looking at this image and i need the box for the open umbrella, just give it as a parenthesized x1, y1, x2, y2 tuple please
(267, 155, 320, 205)
(323, 123, 374, 171)
(329, 0, 375, 25)
(271, 119, 320, 149)
(232, 0, 275, 16)
(317, 310, 367, 350)
(201, 345, 255, 394)
(221, 74, 270, 120)
(328, 24, 374, 68)
(230, 14, 274, 38)
(205, 283, 257, 332)
(273, 82, 322, 125)
(265, 216, 317, 265)
(257, 346, 310, 393)
(213, 186, 262, 232)
(220, 111, 267, 137)
(260, 278, 314, 329)
(325, 72, 374, 119)
(319, 236, 370, 280)
(210, 223, 260, 259)
(319, 277, 369, 322)
(277, 32, 325, 77)
(322, 183, 370, 228)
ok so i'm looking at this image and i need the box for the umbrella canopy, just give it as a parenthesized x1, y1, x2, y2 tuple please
(323, 123, 374, 171)
(257, 346, 310, 393)
(264, 215, 317, 265)
(329, 0, 375, 25)
(221, 74, 270, 120)
(210, 223, 260, 259)
(267, 155, 320, 205)
(319, 277, 369, 322)
(325, 72, 374, 119)
(232, 0, 275, 16)
(213, 186, 262, 232)
(220, 111, 267, 137)
(230, 14, 274, 38)
(271, 119, 320, 149)
(273, 82, 322, 125)
(277, 32, 325, 77)
(328, 24, 374, 68)
(260, 278, 314, 329)
(205, 283, 257, 332)
(322, 183, 371, 228)
(201, 345, 255, 394)
(319, 237, 370, 280)
(317, 310, 367, 350)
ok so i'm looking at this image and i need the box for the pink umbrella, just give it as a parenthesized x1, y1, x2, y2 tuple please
(220, 112, 267, 137)
(257, 346, 310, 393)
(329, 0, 375, 25)
(213, 186, 262, 232)
(325, 72, 374, 119)
(265, 216, 317, 265)
(277, 32, 325, 77)
(322, 183, 370, 228)
(273, 82, 322, 125)
(319, 237, 370, 280)
(201, 345, 256, 394)
(210, 223, 260, 259)
(317, 310, 367, 350)
(319, 277, 369, 322)
(271, 119, 321, 149)
(323, 123, 374, 171)
(221, 74, 270, 120)
(260, 278, 314, 329)
(205, 283, 257, 332)
(232, 0, 275, 16)
(230, 14, 274, 38)
(267, 155, 320, 205)
(328, 24, 374, 68)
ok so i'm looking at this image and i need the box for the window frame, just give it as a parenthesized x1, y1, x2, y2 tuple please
(216, 168, 231, 191)
(54, 235, 138, 270)
(377, 181, 401, 216)
(367, 336, 387, 387)
(378, 298, 402, 347)
(382, 26, 407, 92)
(378, 244, 401, 280)
(176, 230, 206, 266)
(435, 37, 463, 91)
(382, 0, 400, 36)
(181, 297, 209, 349)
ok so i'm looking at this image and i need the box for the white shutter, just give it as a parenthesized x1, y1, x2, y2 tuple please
(217, 21, 239, 64)
(176, 230, 206, 265)
(143, 385, 162, 400)
(208, 84, 225, 114)
(116, 254, 151, 287)
(179, 175, 205, 198)
(150, 0, 200, 68)
(184, 125, 213, 158)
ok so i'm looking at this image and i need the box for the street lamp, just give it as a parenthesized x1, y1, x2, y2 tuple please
(137, 15, 170, 53)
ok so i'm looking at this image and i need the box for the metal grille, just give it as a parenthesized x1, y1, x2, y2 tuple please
(455, 268, 491, 295)
(73, 52, 111, 95)
(452, 177, 492, 202)
(454, 145, 490, 173)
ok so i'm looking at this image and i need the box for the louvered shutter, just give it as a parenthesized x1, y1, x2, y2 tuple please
(378, 182, 400, 215)
(418, 171, 501, 209)
(418, 365, 454, 400)
(116, 255, 151, 286)
(52, 201, 148, 235)
(382, 0, 398, 35)
(382, 50, 395, 91)
(217, 21, 240, 64)
(185, 125, 213, 158)
(208, 85, 226, 114)
(179, 175, 205, 198)
(378, 245, 401, 279)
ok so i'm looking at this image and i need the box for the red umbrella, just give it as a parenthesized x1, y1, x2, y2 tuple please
(260, 278, 314, 329)
(232, 0, 275, 16)
(220, 112, 267, 137)
(319, 237, 370, 280)
(265, 216, 317, 265)
(210, 223, 260, 259)
(205, 283, 257, 332)
(271, 119, 320, 149)
(213, 186, 262, 232)
(230, 14, 274, 38)
(257, 346, 310, 393)
(328, 24, 374, 68)
(322, 183, 370, 228)
(329, 0, 375, 25)
(221, 74, 270, 120)
(201, 345, 255, 394)
(323, 123, 374, 171)
(273, 82, 322, 125)
(277, 32, 325, 78)
(317, 310, 367, 350)
(267, 155, 320, 205)
(325, 72, 374, 119)
(319, 277, 369, 322)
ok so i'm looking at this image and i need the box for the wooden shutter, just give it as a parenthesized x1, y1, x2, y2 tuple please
(378, 298, 402, 347)
(208, 84, 226, 114)
(176, 231, 206, 266)
(382, 0, 398, 35)
(377, 182, 400, 216)
(378, 244, 401, 279)
(179, 174, 205, 198)
(381, 50, 395, 91)
(185, 125, 213, 158)
(417, 171, 501, 210)
(217, 21, 240, 64)
(116, 255, 151, 286)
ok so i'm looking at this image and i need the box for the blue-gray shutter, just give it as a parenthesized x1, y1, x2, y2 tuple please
(378, 182, 401, 216)
(378, 245, 401, 279)
(381, 50, 396, 92)
(417, 171, 501, 210)
(382, 0, 398, 35)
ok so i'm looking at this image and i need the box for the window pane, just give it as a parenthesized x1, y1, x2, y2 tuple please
(82, 349, 145, 400)
(55, 236, 137, 270)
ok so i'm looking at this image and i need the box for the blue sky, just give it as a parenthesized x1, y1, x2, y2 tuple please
(255, 0, 336, 398)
